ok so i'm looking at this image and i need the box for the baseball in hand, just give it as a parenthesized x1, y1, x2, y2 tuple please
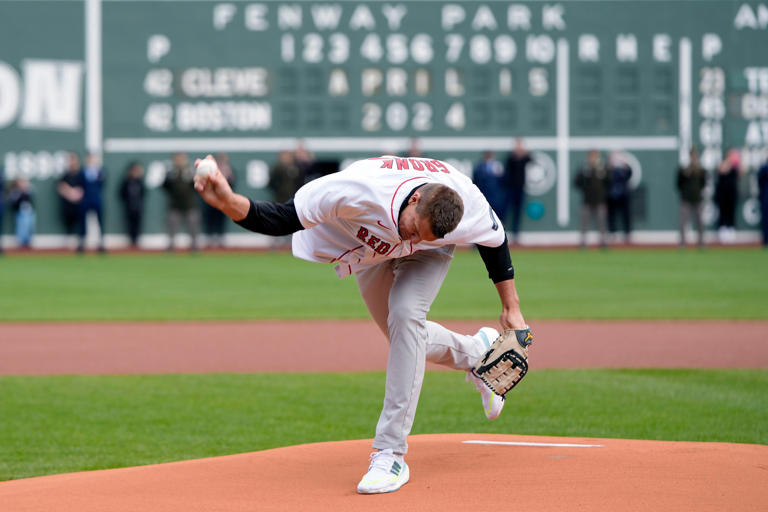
(195, 158, 217, 179)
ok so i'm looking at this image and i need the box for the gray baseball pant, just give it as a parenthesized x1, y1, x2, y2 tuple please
(355, 245, 487, 455)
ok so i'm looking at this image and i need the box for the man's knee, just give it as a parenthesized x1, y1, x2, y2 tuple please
(386, 302, 426, 336)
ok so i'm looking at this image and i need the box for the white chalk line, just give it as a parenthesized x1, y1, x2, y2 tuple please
(463, 440, 604, 448)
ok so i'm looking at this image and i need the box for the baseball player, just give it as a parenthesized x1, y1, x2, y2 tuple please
(193, 154, 530, 494)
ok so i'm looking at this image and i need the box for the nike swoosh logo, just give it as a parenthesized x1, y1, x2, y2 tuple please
(377, 221, 392, 231)
(485, 398, 494, 415)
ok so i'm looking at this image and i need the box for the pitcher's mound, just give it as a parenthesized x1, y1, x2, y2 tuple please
(1, 434, 765, 512)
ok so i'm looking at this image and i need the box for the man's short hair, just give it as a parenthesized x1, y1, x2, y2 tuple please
(416, 184, 464, 239)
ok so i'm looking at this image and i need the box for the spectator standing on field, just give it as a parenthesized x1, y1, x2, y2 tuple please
(714, 148, 741, 244)
(758, 154, 768, 247)
(57, 152, 85, 252)
(405, 138, 422, 158)
(268, 150, 303, 249)
(203, 153, 236, 248)
(9, 178, 35, 249)
(606, 152, 633, 244)
(676, 148, 708, 248)
(119, 161, 146, 248)
(163, 152, 200, 251)
(472, 151, 508, 225)
(269, 150, 302, 204)
(574, 150, 609, 248)
(81, 152, 107, 253)
(505, 138, 531, 244)
(0, 168, 5, 254)
(293, 141, 315, 183)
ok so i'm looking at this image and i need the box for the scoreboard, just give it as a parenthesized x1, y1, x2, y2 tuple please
(0, 0, 767, 241)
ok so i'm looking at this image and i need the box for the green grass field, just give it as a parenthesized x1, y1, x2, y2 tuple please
(1, 247, 767, 321)
(1, 248, 766, 481)
(1, 370, 766, 481)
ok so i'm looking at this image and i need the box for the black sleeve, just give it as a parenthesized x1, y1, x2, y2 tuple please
(234, 198, 305, 236)
(476, 235, 515, 283)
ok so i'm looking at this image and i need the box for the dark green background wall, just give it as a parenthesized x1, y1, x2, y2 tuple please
(0, 0, 766, 239)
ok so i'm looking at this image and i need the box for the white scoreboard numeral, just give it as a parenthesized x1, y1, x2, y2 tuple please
(328, 33, 350, 64)
(387, 34, 409, 64)
(699, 96, 725, 119)
(494, 35, 517, 64)
(386, 102, 408, 130)
(281, 34, 295, 62)
(362, 103, 381, 131)
(303, 33, 323, 63)
(412, 102, 432, 131)
(445, 34, 464, 63)
(529, 68, 549, 96)
(469, 35, 492, 64)
(699, 67, 725, 95)
(361, 34, 383, 62)
(445, 102, 466, 130)
(410, 34, 434, 64)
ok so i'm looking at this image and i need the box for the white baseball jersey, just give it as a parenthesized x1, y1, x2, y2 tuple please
(292, 156, 505, 278)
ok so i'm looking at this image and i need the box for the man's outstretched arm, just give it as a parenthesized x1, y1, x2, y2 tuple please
(493, 278, 527, 331)
(475, 236, 527, 330)
(193, 155, 303, 236)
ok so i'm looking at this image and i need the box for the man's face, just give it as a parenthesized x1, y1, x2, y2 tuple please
(398, 192, 438, 244)
(68, 154, 80, 170)
(173, 153, 188, 167)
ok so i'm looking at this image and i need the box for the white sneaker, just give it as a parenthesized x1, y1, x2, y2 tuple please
(468, 327, 505, 420)
(356, 449, 410, 494)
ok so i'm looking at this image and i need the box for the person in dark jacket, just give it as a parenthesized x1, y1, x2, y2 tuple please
(81, 152, 107, 252)
(676, 148, 708, 248)
(269, 150, 303, 204)
(57, 152, 85, 252)
(472, 151, 508, 225)
(505, 138, 532, 244)
(203, 153, 236, 248)
(0, 168, 5, 254)
(574, 150, 609, 248)
(119, 161, 146, 248)
(9, 178, 35, 249)
(758, 155, 768, 248)
(606, 152, 633, 243)
(714, 148, 741, 244)
(163, 152, 200, 251)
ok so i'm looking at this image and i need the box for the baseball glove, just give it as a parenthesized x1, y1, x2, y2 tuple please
(471, 327, 533, 398)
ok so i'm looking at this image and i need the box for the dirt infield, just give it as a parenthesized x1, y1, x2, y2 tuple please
(1, 434, 766, 512)
(1, 319, 767, 374)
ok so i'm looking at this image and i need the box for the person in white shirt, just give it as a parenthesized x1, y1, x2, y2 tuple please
(193, 154, 530, 494)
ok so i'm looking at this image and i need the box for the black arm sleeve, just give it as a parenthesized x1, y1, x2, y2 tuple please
(234, 199, 304, 236)
(476, 235, 515, 283)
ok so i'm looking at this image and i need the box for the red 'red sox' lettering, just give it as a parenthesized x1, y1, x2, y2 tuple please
(366, 235, 381, 249)
(374, 242, 391, 255)
(356, 226, 391, 255)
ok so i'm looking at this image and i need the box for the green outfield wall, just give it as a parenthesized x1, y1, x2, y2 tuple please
(0, 0, 766, 244)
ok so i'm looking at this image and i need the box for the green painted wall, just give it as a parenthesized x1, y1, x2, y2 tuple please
(0, 1, 766, 237)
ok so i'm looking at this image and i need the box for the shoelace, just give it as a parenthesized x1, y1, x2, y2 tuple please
(367, 451, 395, 471)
